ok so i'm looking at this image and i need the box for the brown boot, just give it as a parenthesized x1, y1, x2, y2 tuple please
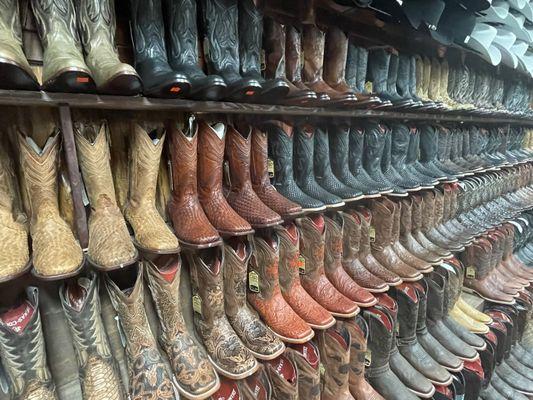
(411, 194, 451, 259)
(286, 342, 321, 400)
(263, 354, 299, 400)
(223, 239, 286, 359)
(324, 213, 375, 307)
(197, 121, 253, 236)
(297, 215, 359, 318)
(236, 364, 273, 399)
(277, 222, 335, 329)
(248, 232, 314, 343)
(187, 247, 258, 379)
(225, 125, 282, 228)
(167, 122, 222, 248)
(250, 127, 302, 219)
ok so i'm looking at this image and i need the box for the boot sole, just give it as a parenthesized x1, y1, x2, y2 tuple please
(270, 328, 315, 344)
(249, 346, 286, 361)
(32, 255, 85, 281)
(132, 239, 181, 256)
(177, 237, 224, 250)
(208, 356, 259, 380)
(88, 252, 139, 272)
(407, 385, 436, 399)
(462, 287, 516, 305)
(308, 318, 337, 330)
(0, 59, 39, 90)
(173, 376, 221, 400)
(0, 258, 32, 284)
(43, 69, 96, 93)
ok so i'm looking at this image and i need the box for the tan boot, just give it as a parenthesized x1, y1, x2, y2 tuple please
(439, 60, 460, 109)
(449, 305, 489, 334)
(18, 132, 83, 279)
(428, 58, 442, 104)
(456, 297, 492, 324)
(124, 123, 179, 254)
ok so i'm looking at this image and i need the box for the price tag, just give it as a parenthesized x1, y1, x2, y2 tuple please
(466, 266, 476, 279)
(319, 363, 326, 376)
(365, 81, 373, 94)
(268, 158, 275, 178)
(364, 350, 372, 366)
(192, 294, 202, 315)
(249, 271, 260, 293)
(369, 226, 376, 242)
(298, 256, 306, 275)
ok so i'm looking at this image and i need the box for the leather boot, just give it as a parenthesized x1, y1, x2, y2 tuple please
(297, 215, 359, 317)
(263, 18, 317, 105)
(129, 0, 191, 97)
(18, 131, 83, 279)
(164, 0, 226, 100)
(324, 214, 376, 306)
(262, 120, 325, 212)
(317, 323, 356, 400)
(277, 222, 335, 329)
(314, 126, 363, 201)
(225, 125, 282, 228)
(346, 43, 377, 100)
(197, 121, 253, 236)
(248, 232, 314, 343)
(369, 199, 423, 281)
(0, 0, 39, 90)
(495, 361, 533, 395)
(0, 142, 29, 282)
(238, 0, 289, 102)
(341, 211, 389, 293)
(418, 124, 457, 182)
(236, 365, 273, 399)
(363, 307, 419, 400)
(263, 354, 299, 400)
(293, 124, 344, 207)
(407, 126, 443, 183)
(302, 24, 356, 105)
(75, 121, 137, 269)
(381, 125, 417, 192)
(144, 256, 220, 398)
(387, 53, 413, 106)
(124, 123, 180, 254)
(200, 0, 262, 101)
(421, 191, 463, 252)
(60, 273, 126, 400)
(223, 239, 286, 358)
(187, 247, 258, 378)
(286, 343, 321, 400)
(0, 287, 57, 400)
(389, 123, 427, 190)
(104, 267, 176, 400)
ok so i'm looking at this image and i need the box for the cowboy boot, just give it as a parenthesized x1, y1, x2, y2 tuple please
(238, 0, 289, 102)
(324, 214, 376, 307)
(130, 0, 192, 97)
(297, 215, 360, 317)
(317, 323, 356, 400)
(60, 273, 126, 400)
(200, 0, 262, 101)
(381, 124, 418, 192)
(235, 365, 273, 399)
(75, 121, 137, 269)
(248, 232, 314, 343)
(387, 53, 413, 106)
(187, 247, 258, 379)
(124, 123, 180, 254)
(286, 343, 321, 400)
(250, 126, 302, 219)
(277, 222, 335, 329)
(421, 191, 462, 252)
(197, 121, 253, 236)
(0, 141, 29, 282)
(418, 124, 457, 182)
(18, 131, 83, 279)
(346, 42, 375, 100)
(263, 354, 299, 400)
(144, 257, 220, 399)
(225, 125, 282, 228)
(407, 126, 444, 182)
(0, 288, 57, 400)
(163, 0, 226, 100)
(263, 18, 317, 105)
(0, 0, 39, 90)
(104, 267, 176, 400)
(389, 123, 424, 190)
(340, 211, 388, 293)
(223, 239, 286, 358)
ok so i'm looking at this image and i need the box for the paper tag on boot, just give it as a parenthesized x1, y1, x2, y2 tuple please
(249, 271, 260, 293)
(268, 158, 275, 178)
(319, 362, 326, 376)
(365, 81, 373, 94)
(364, 350, 372, 366)
(369, 226, 376, 242)
(192, 294, 202, 315)
(298, 256, 306, 275)
(466, 266, 476, 279)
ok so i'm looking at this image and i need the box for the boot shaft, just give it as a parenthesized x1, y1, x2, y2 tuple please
(238, 0, 262, 76)
(364, 308, 394, 372)
(286, 344, 320, 400)
(356, 46, 370, 94)
(169, 124, 198, 199)
(263, 17, 286, 80)
(392, 284, 419, 343)
(225, 125, 253, 191)
(285, 25, 304, 83)
(249, 234, 282, 301)
(323, 27, 350, 87)
(277, 223, 302, 292)
(297, 216, 326, 278)
(197, 121, 226, 198)
(418, 124, 438, 162)
(399, 198, 414, 236)
(264, 121, 296, 186)
(302, 25, 326, 83)
(129, 0, 169, 65)
(223, 241, 253, 318)
(368, 48, 390, 94)
(354, 208, 373, 255)
(318, 324, 352, 397)
(348, 125, 365, 173)
(250, 126, 270, 188)
(323, 214, 344, 273)
(76, 0, 118, 56)
(369, 199, 394, 249)
(164, 0, 202, 67)
(294, 124, 316, 178)
(341, 211, 362, 261)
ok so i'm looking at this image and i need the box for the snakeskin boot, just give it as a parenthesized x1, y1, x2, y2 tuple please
(60, 273, 126, 400)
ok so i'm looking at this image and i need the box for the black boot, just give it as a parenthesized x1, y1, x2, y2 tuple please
(238, 0, 289, 103)
(418, 124, 458, 182)
(387, 123, 422, 191)
(200, 0, 262, 101)
(130, 0, 191, 97)
(164, 0, 226, 100)
(404, 125, 439, 187)
(388, 53, 413, 107)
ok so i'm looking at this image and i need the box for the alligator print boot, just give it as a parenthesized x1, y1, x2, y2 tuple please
(60, 273, 126, 400)
(18, 131, 83, 279)
(286, 342, 321, 400)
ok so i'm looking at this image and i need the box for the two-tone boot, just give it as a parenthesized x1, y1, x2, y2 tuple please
(286, 342, 321, 400)
(263, 354, 299, 400)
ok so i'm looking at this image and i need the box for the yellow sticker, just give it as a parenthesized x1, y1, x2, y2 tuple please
(192, 294, 202, 315)
(364, 350, 372, 367)
(369, 226, 376, 242)
(466, 266, 476, 279)
(365, 81, 373, 94)
(319, 363, 326, 376)
(249, 271, 260, 293)
(298, 255, 306, 275)
(268, 158, 275, 178)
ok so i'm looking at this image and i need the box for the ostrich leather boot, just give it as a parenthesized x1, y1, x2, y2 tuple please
(144, 258, 220, 399)
(197, 121, 253, 236)
(317, 323, 356, 400)
(324, 214, 375, 307)
(225, 125, 282, 228)
(297, 215, 359, 318)
(0, 0, 39, 90)
(60, 273, 126, 400)
(369, 200, 423, 281)
(340, 211, 388, 293)
(341, 317, 385, 400)
(167, 123, 222, 248)
(187, 247, 258, 379)
(248, 232, 314, 343)
(263, 354, 299, 400)
(411, 195, 451, 259)
(0, 288, 57, 400)
(250, 126, 302, 219)
(353, 207, 402, 286)
(223, 239, 285, 359)
(286, 342, 321, 400)
(124, 124, 180, 254)
(75, 121, 137, 269)
(18, 132, 83, 279)
(277, 222, 335, 329)
(104, 267, 175, 400)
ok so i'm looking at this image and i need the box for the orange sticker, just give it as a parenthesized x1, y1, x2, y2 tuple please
(76, 77, 89, 83)
(170, 86, 182, 93)
(245, 90, 255, 96)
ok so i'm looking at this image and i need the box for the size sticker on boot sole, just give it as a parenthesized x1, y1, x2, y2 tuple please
(249, 271, 260, 293)
(298, 256, 306, 274)
(466, 266, 476, 279)
(192, 294, 202, 315)
(369, 226, 376, 242)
